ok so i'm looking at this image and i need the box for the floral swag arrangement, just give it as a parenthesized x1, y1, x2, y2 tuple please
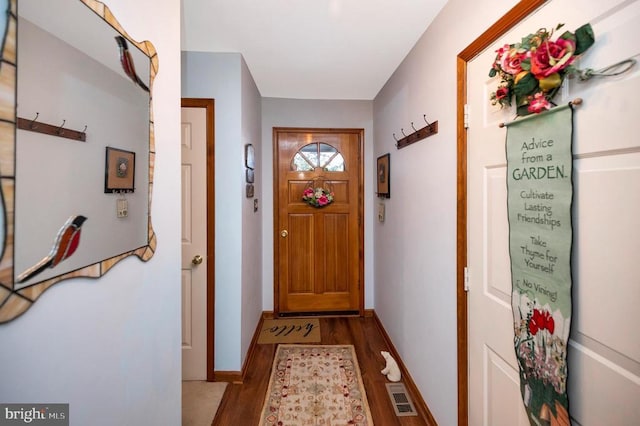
(302, 187, 334, 208)
(489, 23, 594, 116)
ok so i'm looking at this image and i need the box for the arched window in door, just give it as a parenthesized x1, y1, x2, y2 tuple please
(291, 143, 345, 172)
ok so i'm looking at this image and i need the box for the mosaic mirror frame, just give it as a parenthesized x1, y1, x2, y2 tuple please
(0, 0, 158, 323)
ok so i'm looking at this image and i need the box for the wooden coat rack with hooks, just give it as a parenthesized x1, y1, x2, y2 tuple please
(17, 113, 87, 142)
(393, 114, 438, 149)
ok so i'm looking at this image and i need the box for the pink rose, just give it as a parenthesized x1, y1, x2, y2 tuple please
(531, 39, 576, 78)
(527, 93, 551, 114)
(303, 188, 314, 197)
(495, 86, 509, 100)
(317, 195, 328, 206)
(500, 50, 527, 75)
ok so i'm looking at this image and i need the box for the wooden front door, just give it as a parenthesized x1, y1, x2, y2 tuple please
(274, 128, 363, 315)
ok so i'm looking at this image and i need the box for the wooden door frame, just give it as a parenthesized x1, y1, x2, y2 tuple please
(272, 127, 365, 317)
(181, 98, 216, 381)
(456, 1, 547, 424)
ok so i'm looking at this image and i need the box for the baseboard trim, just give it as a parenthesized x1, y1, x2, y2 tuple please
(372, 311, 438, 425)
(213, 371, 242, 383)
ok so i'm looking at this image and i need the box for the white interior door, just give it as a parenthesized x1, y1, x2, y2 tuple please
(181, 106, 208, 380)
(467, 1, 640, 424)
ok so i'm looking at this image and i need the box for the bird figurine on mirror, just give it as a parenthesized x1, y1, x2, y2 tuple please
(17, 215, 88, 284)
(114, 35, 149, 92)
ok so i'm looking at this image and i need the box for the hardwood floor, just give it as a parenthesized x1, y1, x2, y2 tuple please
(212, 315, 437, 425)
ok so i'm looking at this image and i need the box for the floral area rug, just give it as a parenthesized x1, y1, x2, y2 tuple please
(259, 344, 373, 425)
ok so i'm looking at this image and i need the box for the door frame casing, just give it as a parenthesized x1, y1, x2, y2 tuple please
(272, 127, 365, 317)
(181, 98, 216, 381)
(456, 1, 547, 424)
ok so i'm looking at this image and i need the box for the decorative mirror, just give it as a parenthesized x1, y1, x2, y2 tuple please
(0, 0, 158, 323)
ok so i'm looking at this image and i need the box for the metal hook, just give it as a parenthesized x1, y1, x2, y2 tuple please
(411, 122, 417, 132)
(57, 119, 66, 135)
(392, 133, 399, 142)
(30, 112, 39, 129)
(82, 125, 88, 133)
(423, 114, 431, 128)
(401, 128, 407, 137)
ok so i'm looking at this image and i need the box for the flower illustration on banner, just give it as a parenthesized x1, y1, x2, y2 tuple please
(514, 302, 569, 422)
(302, 187, 334, 208)
(489, 23, 594, 116)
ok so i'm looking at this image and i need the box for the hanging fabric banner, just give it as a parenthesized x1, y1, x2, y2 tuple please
(506, 104, 574, 425)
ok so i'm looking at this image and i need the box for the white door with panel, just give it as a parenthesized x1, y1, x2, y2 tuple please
(181, 107, 208, 380)
(467, 0, 640, 424)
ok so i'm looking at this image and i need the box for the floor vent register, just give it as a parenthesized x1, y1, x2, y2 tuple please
(385, 382, 418, 417)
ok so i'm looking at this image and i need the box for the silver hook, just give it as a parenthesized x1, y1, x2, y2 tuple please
(30, 112, 39, 129)
(57, 119, 66, 135)
(392, 133, 399, 142)
(401, 128, 407, 137)
(82, 125, 88, 133)
(411, 122, 417, 132)
(423, 114, 431, 128)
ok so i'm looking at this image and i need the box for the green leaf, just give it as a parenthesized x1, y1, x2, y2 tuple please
(513, 72, 538, 98)
(521, 59, 531, 71)
(489, 68, 497, 78)
(574, 23, 595, 55)
(517, 104, 532, 117)
(558, 30, 576, 43)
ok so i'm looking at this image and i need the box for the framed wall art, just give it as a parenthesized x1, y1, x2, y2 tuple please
(105, 146, 136, 193)
(246, 168, 255, 184)
(245, 143, 255, 169)
(377, 153, 390, 198)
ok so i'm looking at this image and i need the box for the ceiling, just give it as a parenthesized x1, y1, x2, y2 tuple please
(181, 0, 449, 100)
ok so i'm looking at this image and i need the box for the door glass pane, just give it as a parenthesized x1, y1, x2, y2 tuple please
(291, 142, 345, 171)
(324, 154, 345, 171)
(292, 153, 314, 171)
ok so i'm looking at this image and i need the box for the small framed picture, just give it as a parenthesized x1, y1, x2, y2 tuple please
(105, 147, 135, 193)
(245, 144, 255, 170)
(246, 168, 255, 183)
(376, 153, 390, 198)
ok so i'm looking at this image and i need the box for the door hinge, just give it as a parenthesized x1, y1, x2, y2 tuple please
(464, 267, 470, 292)
(463, 104, 470, 129)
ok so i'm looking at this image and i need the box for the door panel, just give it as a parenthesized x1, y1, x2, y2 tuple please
(275, 129, 363, 314)
(467, 0, 640, 424)
(181, 105, 209, 380)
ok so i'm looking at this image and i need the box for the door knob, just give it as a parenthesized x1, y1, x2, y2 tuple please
(281, 230, 288, 238)
(192, 254, 203, 265)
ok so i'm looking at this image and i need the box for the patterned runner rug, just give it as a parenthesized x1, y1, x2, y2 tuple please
(259, 344, 373, 425)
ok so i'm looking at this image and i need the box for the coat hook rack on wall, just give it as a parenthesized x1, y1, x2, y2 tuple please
(394, 114, 438, 149)
(17, 114, 87, 142)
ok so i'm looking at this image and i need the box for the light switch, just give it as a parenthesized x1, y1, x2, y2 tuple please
(117, 198, 128, 218)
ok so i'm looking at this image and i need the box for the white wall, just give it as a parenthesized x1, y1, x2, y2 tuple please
(240, 56, 263, 366)
(181, 51, 263, 371)
(372, 0, 520, 424)
(0, 0, 182, 425)
(260, 98, 374, 311)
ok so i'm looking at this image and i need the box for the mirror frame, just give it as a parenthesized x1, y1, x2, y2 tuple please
(0, 0, 158, 323)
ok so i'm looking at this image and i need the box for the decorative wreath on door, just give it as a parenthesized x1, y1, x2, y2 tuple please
(302, 180, 334, 208)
